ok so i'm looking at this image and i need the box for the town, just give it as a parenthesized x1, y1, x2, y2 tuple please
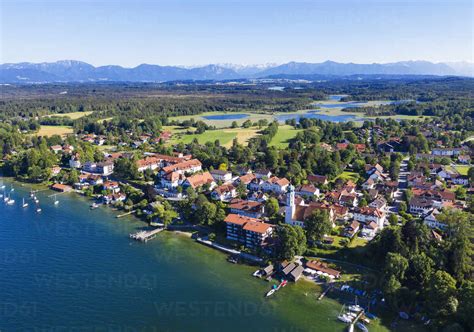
(1, 79, 473, 331)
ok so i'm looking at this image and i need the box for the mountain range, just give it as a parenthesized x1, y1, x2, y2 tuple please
(1, 60, 472, 83)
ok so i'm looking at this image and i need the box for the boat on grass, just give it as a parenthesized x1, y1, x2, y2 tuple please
(266, 288, 276, 297)
(253, 270, 263, 278)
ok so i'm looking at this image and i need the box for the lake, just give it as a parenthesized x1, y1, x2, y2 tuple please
(276, 111, 359, 123)
(0, 178, 390, 332)
(202, 114, 249, 120)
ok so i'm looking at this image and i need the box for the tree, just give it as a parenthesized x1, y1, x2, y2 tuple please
(275, 224, 306, 261)
(426, 270, 458, 317)
(304, 209, 332, 243)
(388, 213, 398, 226)
(264, 198, 279, 218)
(406, 252, 434, 289)
(195, 201, 217, 226)
(457, 281, 474, 330)
(384, 252, 409, 281)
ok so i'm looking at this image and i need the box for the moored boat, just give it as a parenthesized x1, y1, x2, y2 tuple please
(7, 199, 15, 205)
(349, 304, 363, 312)
(337, 314, 352, 323)
(22, 198, 28, 208)
(266, 289, 276, 297)
(356, 322, 369, 332)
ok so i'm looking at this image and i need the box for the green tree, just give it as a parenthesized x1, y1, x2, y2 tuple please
(426, 270, 458, 317)
(264, 198, 280, 218)
(275, 224, 306, 261)
(304, 209, 332, 243)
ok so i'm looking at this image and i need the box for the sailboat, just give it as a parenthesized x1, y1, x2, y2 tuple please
(22, 198, 29, 208)
(6, 194, 15, 205)
(0, 185, 5, 189)
(53, 194, 59, 205)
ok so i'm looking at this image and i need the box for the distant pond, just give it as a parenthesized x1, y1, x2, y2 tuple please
(275, 111, 358, 123)
(202, 114, 249, 120)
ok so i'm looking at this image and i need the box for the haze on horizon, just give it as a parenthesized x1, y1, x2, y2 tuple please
(1, 0, 473, 67)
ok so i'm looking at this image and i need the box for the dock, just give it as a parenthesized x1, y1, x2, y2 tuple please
(117, 210, 136, 218)
(129, 227, 164, 242)
(348, 310, 365, 332)
(318, 285, 333, 300)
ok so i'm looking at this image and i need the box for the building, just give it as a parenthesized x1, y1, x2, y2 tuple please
(353, 207, 385, 229)
(305, 260, 341, 279)
(210, 169, 233, 183)
(50, 145, 63, 154)
(423, 209, 445, 229)
(182, 172, 216, 190)
(228, 199, 265, 218)
(285, 186, 335, 227)
(224, 214, 273, 249)
(211, 183, 237, 201)
(161, 159, 202, 175)
(51, 183, 73, 192)
(295, 184, 320, 198)
(83, 161, 114, 176)
(409, 197, 435, 216)
(103, 181, 120, 193)
(431, 148, 462, 156)
(160, 171, 185, 190)
(255, 169, 272, 179)
(69, 155, 81, 168)
(360, 221, 378, 238)
(343, 220, 360, 238)
(260, 176, 290, 194)
(307, 174, 328, 186)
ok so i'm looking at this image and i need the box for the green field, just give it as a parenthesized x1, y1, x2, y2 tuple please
(453, 165, 470, 175)
(333, 171, 360, 183)
(166, 126, 260, 147)
(45, 111, 93, 120)
(269, 125, 303, 148)
(35, 125, 74, 137)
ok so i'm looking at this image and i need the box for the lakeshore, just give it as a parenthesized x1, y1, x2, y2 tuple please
(0, 178, 400, 331)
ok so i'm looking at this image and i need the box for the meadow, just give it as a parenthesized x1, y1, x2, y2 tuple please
(35, 125, 74, 137)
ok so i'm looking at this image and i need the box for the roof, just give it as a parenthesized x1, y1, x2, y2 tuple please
(296, 184, 319, 194)
(162, 159, 202, 173)
(228, 199, 263, 211)
(365, 221, 378, 230)
(213, 183, 235, 195)
(307, 174, 328, 184)
(243, 221, 273, 234)
(410, 196, 434, 207)
(50, 145, 62, 150)
(51, 183, 72, 191)
(266, 176, 290, 187)
(224, 213, 262, 226)
(282, 262, 297, 275)
(355, 207, 384, 218)
(185, 171, 214, 189)
(239, 173, 256, 184)
(210, 169, 231, 176)
(305, 260, 340, 277)
(289, 265, 304, 279)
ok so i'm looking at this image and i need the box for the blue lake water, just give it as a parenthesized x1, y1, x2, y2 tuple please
(267, 86, 285, 91)
(328, 95, 348, 101)
(0, 178, 362, 332)
(276, 111, 359, 123)
(202, 114, 249, 120)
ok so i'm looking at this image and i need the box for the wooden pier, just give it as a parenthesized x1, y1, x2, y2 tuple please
(348, 310, 365, 332)
(129, 228, 164, 242)
(117, 210, 136, 218)
(318, 285, 333, 300)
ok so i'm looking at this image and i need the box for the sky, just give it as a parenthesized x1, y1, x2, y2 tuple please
(1, 0, 473, 67)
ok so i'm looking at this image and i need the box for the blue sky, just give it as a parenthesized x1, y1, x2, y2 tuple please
(1, 0, 472, 66)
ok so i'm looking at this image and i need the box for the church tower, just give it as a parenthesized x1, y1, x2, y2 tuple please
(285, 185, 295, 225)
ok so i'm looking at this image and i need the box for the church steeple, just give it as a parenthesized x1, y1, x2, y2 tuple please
(285, 185, 295, 224)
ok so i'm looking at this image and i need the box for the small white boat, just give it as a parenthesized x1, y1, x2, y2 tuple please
(0, 194, 3, 198)
(53, 194, 59, 205)
(1, 185, 5, 189)
(7, 199, 15, 205)
(266, 289, 276, 297)
(35, 199, 39, 204)
(4, 196, 9, 202)
(10, 187, 14, 192)
(36, 208, 42, 213)
(349, 304, 363, 312)
(253, 270, 262, 277)
(22, 198, 28, 208)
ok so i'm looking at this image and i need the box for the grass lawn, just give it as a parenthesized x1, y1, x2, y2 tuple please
(166, 125, 260, 147)
(453, 165, 470, 176)
(333, 171, 360, 183)
(269, 125, 303, 148)
(35, 125, 74, 137)
(45, 111, 93, 120)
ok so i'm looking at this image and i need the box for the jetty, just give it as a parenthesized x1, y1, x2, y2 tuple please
(348, 310, 365, 332)
(129, 227, 164, 242)
(318, 285, 333, 300)
(196, 237, 263, 264)
(117, 210, 136, 218)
